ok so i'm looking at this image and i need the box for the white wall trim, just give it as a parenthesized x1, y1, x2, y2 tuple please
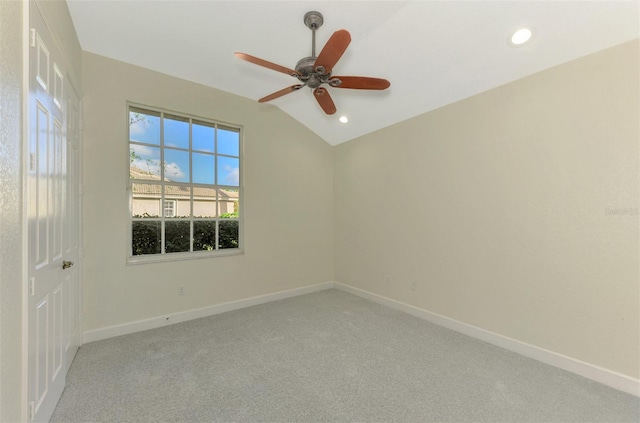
(334, 282, 640, 398)
(82, 282, 334, 344)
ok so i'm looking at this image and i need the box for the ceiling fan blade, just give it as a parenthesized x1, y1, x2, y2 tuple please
(330, 76, 391, 90)
(314, 30, 351, 73)
(235, 52, 300, 77)
(313, 87, 337, 115)
(259, 84, 304, 103)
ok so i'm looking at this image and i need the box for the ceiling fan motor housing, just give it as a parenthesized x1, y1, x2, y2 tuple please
(295, 56, 332, 88)
(295, 56, 317, 76)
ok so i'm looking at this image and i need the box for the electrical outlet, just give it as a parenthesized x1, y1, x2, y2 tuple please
(178, 286, 186, 296)
(386, 274, 391, 285)
(411, 282, 417, 291)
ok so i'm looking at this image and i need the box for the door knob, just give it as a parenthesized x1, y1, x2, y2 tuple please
(62, 260, 74, 270)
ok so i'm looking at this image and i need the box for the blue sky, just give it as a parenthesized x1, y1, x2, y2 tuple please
(129, 112, 239, 186)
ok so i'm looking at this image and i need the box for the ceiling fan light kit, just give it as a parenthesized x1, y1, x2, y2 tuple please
(235, 11, 390, 115)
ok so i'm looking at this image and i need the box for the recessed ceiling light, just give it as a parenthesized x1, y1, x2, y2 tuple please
(339, 115, 349, 124)
(509, 27, 534, 46)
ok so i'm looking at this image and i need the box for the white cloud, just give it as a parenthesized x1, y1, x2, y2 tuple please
(223, 165, 240, 186)
(130, 144, 157, 158)
(130, 121, 146, 136)
(129, 113, 158, 138)
(131, 158, 186, 181)
(132, 158, 161, 177)
(164, 162, 186, 180)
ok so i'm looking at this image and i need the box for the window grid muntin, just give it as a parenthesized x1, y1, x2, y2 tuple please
(128, 104, 241, 260)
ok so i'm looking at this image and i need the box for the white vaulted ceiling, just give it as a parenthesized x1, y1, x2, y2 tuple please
(66, 0, 639, 145)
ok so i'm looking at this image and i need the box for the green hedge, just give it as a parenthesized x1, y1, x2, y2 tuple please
(132, 220, 238, 255)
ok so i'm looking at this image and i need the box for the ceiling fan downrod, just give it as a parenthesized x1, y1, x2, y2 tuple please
(304, 11, 323, 58)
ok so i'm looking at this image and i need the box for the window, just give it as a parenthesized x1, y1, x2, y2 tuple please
(163, 200, 176, 218)
(128, 105, 242, 262)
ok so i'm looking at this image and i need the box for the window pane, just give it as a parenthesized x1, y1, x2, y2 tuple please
(132, 221, 161, 255)
(219, 189, 239, 218)
(164, 115, 189, 149)
(193, 152, 215, 185)
(165, 221, 190, 253)
(129, 108, 160, 145)
(193, 121, 214, 152)
(130, 144, 161, 180)
(193, 187, 216, 218)
(217, 156, 239, 186)
(164, 185, 191, 218)
(164, 148, 189, 182)
(218, 220, 239, 249)
(218, 127, 239, 156)
(132, 183, 161, 218)
(193, 221, 216, 251)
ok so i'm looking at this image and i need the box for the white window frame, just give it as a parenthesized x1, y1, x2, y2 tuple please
(127, 103, 243, 264)
(162, 199, 177, 218)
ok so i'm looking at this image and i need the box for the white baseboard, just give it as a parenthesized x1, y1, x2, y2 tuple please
(83, 281, 334, 344)
(82, 280, 639, 397)
(334, 282, 640, 398)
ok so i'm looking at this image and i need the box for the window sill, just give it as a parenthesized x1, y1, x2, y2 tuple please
(126, 248, 244, 265)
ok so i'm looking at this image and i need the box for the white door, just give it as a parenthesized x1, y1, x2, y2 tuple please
(27, 3, 81, 421)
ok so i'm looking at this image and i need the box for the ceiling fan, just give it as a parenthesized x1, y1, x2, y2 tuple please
(234, 11, 390, 115)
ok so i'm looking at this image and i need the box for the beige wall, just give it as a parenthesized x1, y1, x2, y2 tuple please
(82, 52, 334, 332)
(334, 40, 639, 379)
(0, 2, 25, 420)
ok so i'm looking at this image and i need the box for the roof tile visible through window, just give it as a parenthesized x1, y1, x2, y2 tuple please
(130, 165, 162, 181)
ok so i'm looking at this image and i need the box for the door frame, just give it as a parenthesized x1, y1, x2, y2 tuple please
(21, 1, 31, 420)
(65, 75, 83, 358)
